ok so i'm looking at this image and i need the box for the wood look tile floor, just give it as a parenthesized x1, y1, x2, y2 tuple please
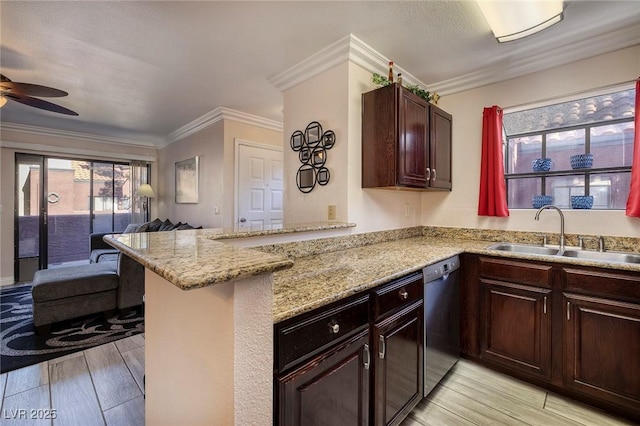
(0, 335, 145, 426)
(404, 360, 636, 426)
(0, 337, 635, 426)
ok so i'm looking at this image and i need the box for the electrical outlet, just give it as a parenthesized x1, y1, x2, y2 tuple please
(328, 205, 337, 221)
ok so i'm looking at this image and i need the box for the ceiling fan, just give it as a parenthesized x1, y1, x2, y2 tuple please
(0, 74, 78, 116)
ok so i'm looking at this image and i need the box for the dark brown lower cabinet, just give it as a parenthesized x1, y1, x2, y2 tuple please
(373, 301, 424, 426)
(466, 256, 640, 422)
(277, 331, 370, 426)
(563, 293, 640, 411)
(480, 279, 552, 380)
(275, 272, 425, 426)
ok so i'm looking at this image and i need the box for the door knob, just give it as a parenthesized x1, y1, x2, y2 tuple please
(240, 218, 247, 223)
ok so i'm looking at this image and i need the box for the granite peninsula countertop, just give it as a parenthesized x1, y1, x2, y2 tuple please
(103, 222, 354, 289)
(206, 221, 356, 240)
(271, 236, 640, 323)
(105, 229, 293, 290)
(104, 224, 640, 322)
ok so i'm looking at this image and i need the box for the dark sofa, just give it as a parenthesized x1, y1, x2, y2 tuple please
(32, 252, 142, 333)
(90, 218, 200, 263)
(32, 218, 199, 333)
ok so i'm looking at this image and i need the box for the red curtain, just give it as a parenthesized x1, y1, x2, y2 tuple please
(625, 78, 640, 217)
(478, 106, 509, 217)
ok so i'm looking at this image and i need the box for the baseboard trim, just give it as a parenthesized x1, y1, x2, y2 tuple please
(1, 276, 17, 287)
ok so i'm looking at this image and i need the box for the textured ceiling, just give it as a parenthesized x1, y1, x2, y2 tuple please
(1, 1, 639, 146)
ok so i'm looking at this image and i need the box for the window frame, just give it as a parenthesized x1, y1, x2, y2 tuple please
(503, 107, 634, 210)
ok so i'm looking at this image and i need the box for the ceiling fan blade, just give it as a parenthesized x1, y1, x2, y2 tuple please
(5, 93, 78, 116)
(0, 81, 69, 97)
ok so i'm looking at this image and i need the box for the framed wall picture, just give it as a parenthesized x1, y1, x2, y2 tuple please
(175, 156, 199, 203)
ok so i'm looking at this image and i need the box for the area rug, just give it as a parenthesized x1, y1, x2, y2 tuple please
(1, 283, 144, 374)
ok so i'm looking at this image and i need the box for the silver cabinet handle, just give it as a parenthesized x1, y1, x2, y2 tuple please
(567, 302, 570, 321)
(432, 169, 437, 181)
(329, 323, 340, 334)
(379, 335, 386, 359)
(363, 344, 370, 370)
(399, 289, 409, 300)
(426, 168, 431, 181)
(543, 296, 547, 314)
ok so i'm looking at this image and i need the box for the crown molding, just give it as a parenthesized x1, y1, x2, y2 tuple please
(269, 34, 429, 93)
(163, 106, 283, 148)
(271, 22, 639, 98)
(429, 24, 640, 96)
(0, 139, 156, 162)
(0, 122, 158, 148)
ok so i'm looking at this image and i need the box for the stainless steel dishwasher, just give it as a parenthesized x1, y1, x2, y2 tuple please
(423, 255, 461, 397)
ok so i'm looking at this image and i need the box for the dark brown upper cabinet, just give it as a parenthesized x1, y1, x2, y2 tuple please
(362, 83, 452, 191)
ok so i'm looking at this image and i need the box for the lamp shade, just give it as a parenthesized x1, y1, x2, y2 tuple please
(477, 0, 563, 43)
(136, 183, 155, 198)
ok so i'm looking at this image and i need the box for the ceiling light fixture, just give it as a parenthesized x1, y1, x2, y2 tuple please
(477, 0, 564, 43)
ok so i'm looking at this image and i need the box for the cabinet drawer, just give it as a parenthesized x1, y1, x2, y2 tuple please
(276, 294, 369, 372)
(480, 257, 552, 288)
(563, 267, 640, 300)
(373, 273, 423, 321)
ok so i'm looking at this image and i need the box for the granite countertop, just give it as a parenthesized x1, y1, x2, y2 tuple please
(205, 221, 356, 240)
(105, 229, 293, 290)
(272, 236, 640, 323)
(104, 223, 640, 321)
(103, 222, 354, 290)
(272, 236, 481, 322)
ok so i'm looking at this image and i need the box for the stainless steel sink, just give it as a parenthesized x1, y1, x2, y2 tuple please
(562, 250, 640, 264)
(487, 243, 560, 256)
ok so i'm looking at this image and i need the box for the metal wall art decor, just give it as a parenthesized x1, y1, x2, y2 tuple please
(290, 121, 336, 193)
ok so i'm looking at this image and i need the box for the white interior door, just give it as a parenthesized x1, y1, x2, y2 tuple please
(236, 141, 284, 231)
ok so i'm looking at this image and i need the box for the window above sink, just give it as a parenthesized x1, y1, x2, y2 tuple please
(502, 85, 635, 210)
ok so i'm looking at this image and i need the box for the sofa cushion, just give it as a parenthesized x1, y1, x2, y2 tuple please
(122, 223, 141, 234)
(146, 218, 164, 232)
(96, 253, 119, 263)
(90, 249, 120, 264)
(158, 219, 174, 231)
(176, 223, 195, 230)
(32, 263, 118, 303)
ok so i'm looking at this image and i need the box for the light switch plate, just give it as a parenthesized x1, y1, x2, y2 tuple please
(328, 205, 336, 220)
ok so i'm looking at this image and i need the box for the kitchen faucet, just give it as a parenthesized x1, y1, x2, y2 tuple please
(534, 205, 565, 254)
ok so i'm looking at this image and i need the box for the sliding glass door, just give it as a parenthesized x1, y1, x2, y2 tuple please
(15, 154, 46, 282)
(14, 154, 139, 282)
(45, 158, 94, 268)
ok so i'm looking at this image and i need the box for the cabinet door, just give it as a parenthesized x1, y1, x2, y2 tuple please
(564, 293, 640, 413)
(397, 89, 429, 188)
(429, 105, 452, 190)
(481, 279, 552, 380)
(373, 301, 424, 426)
(277, 331, 370, 426)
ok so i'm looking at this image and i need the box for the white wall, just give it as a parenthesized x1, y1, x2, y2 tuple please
(283, 63, 350, 224)
(157, 121, 225, 228)
(282, 61, 424, 233)
(157, 119, 283, 230)
(423, 45, 640, 238)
